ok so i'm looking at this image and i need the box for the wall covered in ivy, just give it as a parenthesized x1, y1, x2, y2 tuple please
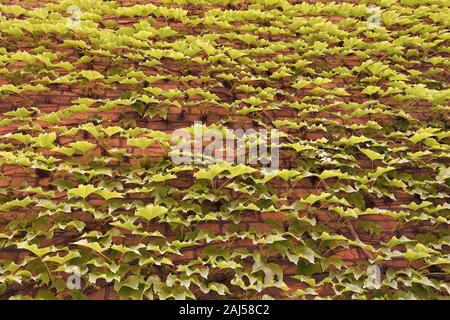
(0, 0, 449, 299)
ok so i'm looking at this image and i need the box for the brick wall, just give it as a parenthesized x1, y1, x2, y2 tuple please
(0, 0, 449, 299)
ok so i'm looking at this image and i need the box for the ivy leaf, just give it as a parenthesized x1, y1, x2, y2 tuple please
(0, 84, 21, 93)
(4, 107, 33, 118)
(103, 126, 123, 137)
(194, 165, 226, 180)
(362, 86, 380, 95)
(35, 132, 57, 148)
(17, 243, 52, 258)
(43, 251, 81, 264)
(80, 70, 104, 81)
(293, 60, 311, 69)
(301, 193, 331, 205)
(403, 248, 430, 261)
(70, 141, 97, 154)
(318, 169, 346, 180)
(228, 49, 246, 60)
(38, 112, 60, 124)
(81, 124, 101, 139)
(68, 184, 98, 199)
(338, 135, 370, 146)
(8, 133, 33, 145)
(436, 168, 450, 182)
(370, 166, 395, 179)
(360, 148, 384, 161)
(136, 204, 168, 221)
(97, 189, 123, 200)
(383, 236, 414, 248)
(74, 239, 105, 253)
(406, 201, 432, 211)
(233, 203, 260, 211)
(123, 275, 140, 290)
(225, 164, 257, 179)
(0, 197, 33, 211)
(409, 128, 438, 144)
(292, 79, 311, 89)
(152, 173, 177, 182)
(128, 137, 153, 149)
(157, 26, 177, 38)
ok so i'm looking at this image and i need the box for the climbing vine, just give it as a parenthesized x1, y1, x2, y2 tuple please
(0, 0, 449, 300)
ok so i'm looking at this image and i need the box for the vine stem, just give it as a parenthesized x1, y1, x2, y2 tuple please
(346, 220, 376, 261)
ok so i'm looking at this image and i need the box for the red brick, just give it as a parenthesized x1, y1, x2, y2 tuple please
(248, 223, 272, 233)
(261, 211, 290, 222)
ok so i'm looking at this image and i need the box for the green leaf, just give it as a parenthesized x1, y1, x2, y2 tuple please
(17, 243, 52, 258)
(360, 148, 384, 161)
(301, 193, 331, 205)
(4, 107, 33, 118)
(123, 275, 140, 290)
(225, 164, 257, 178)
(35, 132, 57, 148)
(38, 113, 60, 124)
(0, 84, 21, 93)
(292, 79, 311, 89)
(103, 127, 123, 137)
(70, 141, 97, 154)
(136, 204, 168, 221)
(80, 70, 105, 81)
(97, 189, 123, 200)
(128, 137, 153, 149)
(318, 169, 347, 180)
(68, 184, 98, 199)
(409, 128, 438, 144)
(362, 86, 380, 95)
(8, 133, 33, 145)
(228, 49, 246, 60)
(194, 164, 226, 180)
(338, 135, 370, 146)
(43, 251, 81, 264)
(74, 239, 105, 253)
(0, 197, 33, 211)
(152, 173, 177, 182)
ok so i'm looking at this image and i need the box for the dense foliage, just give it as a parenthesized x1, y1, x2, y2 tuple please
(0, 0, 449, 299)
